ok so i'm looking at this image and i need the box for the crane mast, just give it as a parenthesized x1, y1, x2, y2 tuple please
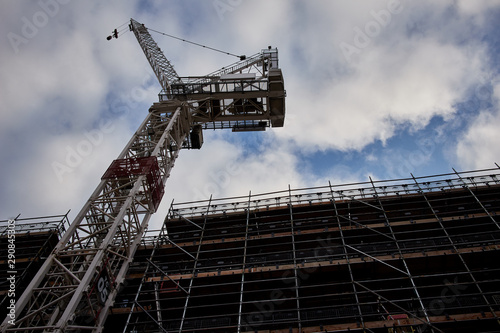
(1, 18, 285, 332)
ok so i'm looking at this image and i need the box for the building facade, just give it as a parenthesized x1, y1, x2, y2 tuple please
(118, 168, 500, 332)
(2, 168, 500, 332)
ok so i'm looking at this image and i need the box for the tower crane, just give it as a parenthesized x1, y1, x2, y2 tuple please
(1, 19, 285, 332)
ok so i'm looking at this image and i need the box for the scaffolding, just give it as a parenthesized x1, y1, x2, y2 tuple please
(0, 212, 161, 329)
(0, 213, 70, 320)
(3, 168, 500, 332)
(120, 167, 500, 332)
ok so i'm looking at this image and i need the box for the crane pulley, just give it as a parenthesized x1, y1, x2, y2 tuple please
(1, 18, 285, 332)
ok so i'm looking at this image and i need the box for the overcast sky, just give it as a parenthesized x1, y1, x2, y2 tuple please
(1, 0, 500, 230)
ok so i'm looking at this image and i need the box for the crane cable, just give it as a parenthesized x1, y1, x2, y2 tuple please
(148, 27, 245, 60)
(108, 21, 246, 60)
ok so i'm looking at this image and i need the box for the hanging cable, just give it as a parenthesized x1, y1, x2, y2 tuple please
(148, 27, 246, 60)
(106, 21, 129, 40)
(117, 26, 130, 36)
(116, 21, 129, 30)
(107, 21, 246, 60)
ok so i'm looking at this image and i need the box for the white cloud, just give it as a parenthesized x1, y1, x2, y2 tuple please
(276, 5, 489, 151)
(455, 0, 500, 18)
(455, 82, 500, 170)
(0, 0, 499, 222)
(148, 132, 307, 229)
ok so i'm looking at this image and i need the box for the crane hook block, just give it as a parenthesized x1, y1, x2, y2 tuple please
(106, 29, 119, 41)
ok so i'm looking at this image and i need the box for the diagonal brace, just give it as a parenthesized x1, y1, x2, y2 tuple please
(146, 259, 189, 294)
(345, 244, 408, 276)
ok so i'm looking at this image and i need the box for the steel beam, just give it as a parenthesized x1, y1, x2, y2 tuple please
(178, 196, 211, 332)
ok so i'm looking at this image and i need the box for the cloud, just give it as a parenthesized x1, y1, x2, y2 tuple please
(149, 131, 306, 229)
(275, 1, 489, 152)
(164, 131, 306, 200)
(455, 82, 500, 170)
(279, 43, 485, 151)
(1, 0, 499, 223)
(455, 0, 500, 18)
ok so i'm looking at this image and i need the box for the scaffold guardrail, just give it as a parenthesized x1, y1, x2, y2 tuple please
(169, 167, 500, 218)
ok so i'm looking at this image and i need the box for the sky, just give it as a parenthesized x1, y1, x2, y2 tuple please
(1, 0, 500, 230)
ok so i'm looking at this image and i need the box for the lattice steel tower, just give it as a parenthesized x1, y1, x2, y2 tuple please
(1, 19, 285, 332)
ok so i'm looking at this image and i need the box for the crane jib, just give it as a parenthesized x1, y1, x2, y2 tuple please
(0, 18, 285, 333)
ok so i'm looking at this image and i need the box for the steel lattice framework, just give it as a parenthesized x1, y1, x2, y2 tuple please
(130, 19, 181, 97)
(1, 18, 285, 332)
(1, 102, 190, 332)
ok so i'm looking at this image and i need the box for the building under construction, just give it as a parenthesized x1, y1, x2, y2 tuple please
(0, 214, 70, 320)
(111, 167, 500, 333)
(2, 18, 500, 333)
(4, 167, 500, 332)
